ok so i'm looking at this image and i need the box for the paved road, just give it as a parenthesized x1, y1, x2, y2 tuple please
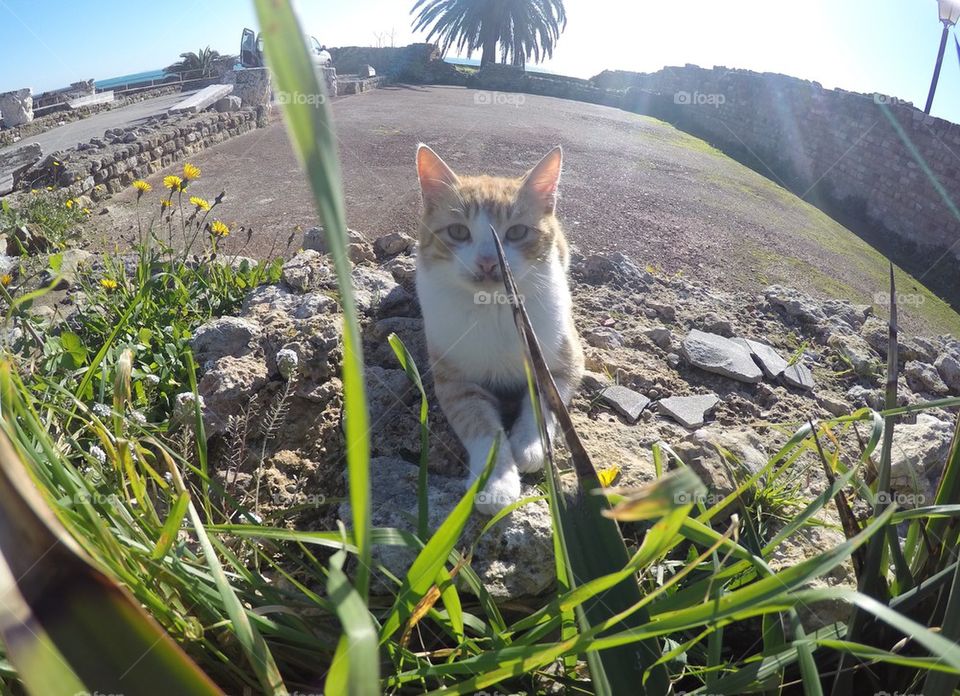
(1, 90, 200, 156)
(93, 85, 959, 335)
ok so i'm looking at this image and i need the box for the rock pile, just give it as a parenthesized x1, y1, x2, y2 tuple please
(191, 234, 959, 617)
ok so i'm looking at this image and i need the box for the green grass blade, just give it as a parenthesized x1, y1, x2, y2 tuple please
(388, 333, 430, 539)
(0, 412, 222, 695)
(252, 0, 372, 600)
(326, 550, 381, 696)
(378, 439, 497, 644)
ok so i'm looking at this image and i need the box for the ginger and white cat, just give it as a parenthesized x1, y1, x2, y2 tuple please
(414, 144, 584, 515)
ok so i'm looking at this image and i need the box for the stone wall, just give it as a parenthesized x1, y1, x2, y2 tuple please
(18, 108, 260, 199)
(591, 65, 960, 262)
(0, 86, 181, 148)
(329, 43, 464, 84)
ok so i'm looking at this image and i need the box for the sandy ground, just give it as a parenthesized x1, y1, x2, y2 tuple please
(88, 85, 960, 337)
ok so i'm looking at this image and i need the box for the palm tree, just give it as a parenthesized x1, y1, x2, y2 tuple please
(410, 0, 566, 69)
(164, 46, 237, 80)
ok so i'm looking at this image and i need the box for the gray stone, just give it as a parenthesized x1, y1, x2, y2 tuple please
(765, 285, 826, 324)
(646, 300, 676, 322)
(373, 232, 415, 258)
(168, 84, 234, 114)
(822, 299, 871, 330)
(734, 338, 788, 379)
(658, 394, 719, 428)
(581, 370, 612, 393)
(600, 385, 650, 423)
(783, 362, 815, 390)
(224, 67, 272, 107)
(860, 316, 890, 356)
(0, 88, 33, 127)
(681, 329, 763, 383)
(828, 331, 880, 376)
(904, 360, 949, 395)
(673, 426, 767, 502)
(890, 415, 955, 503)
(644, 326, 672, 350)
(215, 95, 242, 112)
(348, 457, 555, 598)
(935, 353, 960, 393)
(0, 142, 42, 196)
(281, 249, 333, 293)
(584, 326, 624, 349)
(816, 392, 849, 417)
(192, 316, 262, 365)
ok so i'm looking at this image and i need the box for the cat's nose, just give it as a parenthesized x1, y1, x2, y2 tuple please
(476, 258, 498, 277)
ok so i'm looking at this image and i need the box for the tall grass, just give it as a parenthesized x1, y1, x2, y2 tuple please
(0, 1, 958, 694)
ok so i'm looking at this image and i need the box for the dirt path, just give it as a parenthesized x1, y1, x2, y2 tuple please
(90, 85, 960, 337)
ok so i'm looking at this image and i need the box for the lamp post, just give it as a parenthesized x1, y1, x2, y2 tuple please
(924, 0, 960, 114)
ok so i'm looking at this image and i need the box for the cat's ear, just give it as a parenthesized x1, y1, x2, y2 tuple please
(416, 144, 459, 208)
(520, 146, 563, 214)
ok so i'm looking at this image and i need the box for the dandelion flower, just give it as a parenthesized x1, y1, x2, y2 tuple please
(45, 186, 53, 191)
(183, 163, 201, 180)
(210, 220, 230, 238)
(132, 180, 152, 196)
(160, 199, 173, 209)
(163, 175, 183, 191)
(82, 208, 91, 215)
(100, 278, 118, 290)
(189, 196, 210, 211)
(0, 274, 11, 287)
(65, 199, 74, 209)
(30, 189, 38, 195)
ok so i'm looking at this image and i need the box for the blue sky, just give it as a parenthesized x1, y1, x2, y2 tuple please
(2, 0, 959, 122)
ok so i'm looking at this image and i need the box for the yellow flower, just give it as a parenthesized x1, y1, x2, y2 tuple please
(45, 186, 53, 191)
(597, 465, 621, 488)
(183, 163, 201, 180)
(189, 196, 210, 211)
(209, 220, 229, 237)
(132, 180, 152, 194)
(100, 278, 118, 290)
(82, 208, 91, 215)
(160, 199, 173, 209)
(30, 189, 38, 195)
(0, 274, 11, 287)
(65, 199, 74, 209)
(163, 175, 184, 191)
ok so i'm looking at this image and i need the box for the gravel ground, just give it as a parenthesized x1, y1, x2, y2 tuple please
(89, 85, 960, 336)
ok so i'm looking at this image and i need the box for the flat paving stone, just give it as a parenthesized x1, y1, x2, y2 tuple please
(658, 394, 720, 429)
(600, 385, 650, 423)
(681, 329, 763, 383)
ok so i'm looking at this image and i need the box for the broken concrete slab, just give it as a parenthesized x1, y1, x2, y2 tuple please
(168, 84, 233, 114)
(600, 385, 650, 423)
(0, 142, 42, 196)
(67, 91, 114, 109)
(734, 338, 788, 379)
(783, 362, 815, 390)
(681, 329, 763, 383)
(658, 394, 720, 429)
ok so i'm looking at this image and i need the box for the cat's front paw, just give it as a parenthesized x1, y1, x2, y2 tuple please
(511, 436, 546, 474)
(474, 462, 521, 515)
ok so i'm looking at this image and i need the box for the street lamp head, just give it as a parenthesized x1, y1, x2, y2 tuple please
(938, 0, 960, 26)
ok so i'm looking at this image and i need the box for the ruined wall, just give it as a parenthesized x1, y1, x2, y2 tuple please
(593, 65, 960, 261)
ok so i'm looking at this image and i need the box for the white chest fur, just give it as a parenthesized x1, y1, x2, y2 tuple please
(417, 258, 571, 389)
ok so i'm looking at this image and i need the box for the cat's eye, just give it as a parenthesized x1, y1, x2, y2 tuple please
(505, 225, 530, 242)
(446, 224, 471, 242)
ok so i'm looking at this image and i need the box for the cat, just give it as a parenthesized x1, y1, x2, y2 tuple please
(414, 144, 584, 515)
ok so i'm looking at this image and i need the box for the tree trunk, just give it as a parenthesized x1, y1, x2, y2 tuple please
(480, 29, 497, 67)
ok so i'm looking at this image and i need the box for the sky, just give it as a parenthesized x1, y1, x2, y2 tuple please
(1, 0, 959, 122)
